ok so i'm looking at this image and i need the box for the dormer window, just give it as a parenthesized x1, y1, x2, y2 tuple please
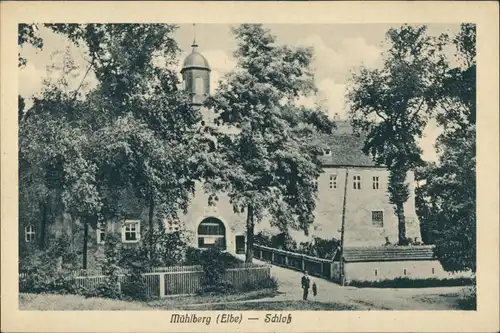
(323, 149, 332, 156)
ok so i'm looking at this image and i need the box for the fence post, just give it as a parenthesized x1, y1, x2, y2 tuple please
(271, 250, 275, 263)
(301, 255, 305, 271)
(260, 249, 263, 260)
(159, 273, 165, 298)
(284, 255, 288, 267)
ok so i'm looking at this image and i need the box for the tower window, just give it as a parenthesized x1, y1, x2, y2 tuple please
(313, 179, 318, 191)
(403, 269, 407, 275)
(195, 77, 204, 94)
(374, 269, 378, 276)
(373, 176, 379, 189)
(353, 175, 361, 189)
(25, 225, 35, 242)
(372, 210, 384, 227)
(329, 174, 337, 189)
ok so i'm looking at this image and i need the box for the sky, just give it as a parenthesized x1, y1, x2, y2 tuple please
(19, 23, 462, 162)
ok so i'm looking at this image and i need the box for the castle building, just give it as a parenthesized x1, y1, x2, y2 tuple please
(21, 34, 472, 282)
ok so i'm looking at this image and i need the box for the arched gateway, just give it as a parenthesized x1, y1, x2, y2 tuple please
(197, 217, 226, 250)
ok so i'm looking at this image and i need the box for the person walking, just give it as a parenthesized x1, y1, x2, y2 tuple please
(301, 270, 311, 300)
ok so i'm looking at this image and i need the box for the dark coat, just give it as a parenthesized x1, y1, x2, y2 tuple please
(301, 275, 310, 289)
(312, 282, 317, 296)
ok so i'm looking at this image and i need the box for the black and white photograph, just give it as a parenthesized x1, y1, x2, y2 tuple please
(1, 1, 499, 333)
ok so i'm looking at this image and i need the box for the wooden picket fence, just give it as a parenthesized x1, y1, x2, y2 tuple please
(20, 262, 271, 298)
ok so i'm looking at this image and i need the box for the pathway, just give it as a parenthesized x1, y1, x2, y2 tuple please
(234, 254, 466, 310)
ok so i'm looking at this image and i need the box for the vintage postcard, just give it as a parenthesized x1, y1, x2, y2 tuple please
(1, 1, 499, 332)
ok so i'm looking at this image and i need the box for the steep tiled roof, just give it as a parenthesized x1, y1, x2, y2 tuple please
(318, 121, 379, 167)
(319, 134, 377, 167)
(342, 245, 436, 263)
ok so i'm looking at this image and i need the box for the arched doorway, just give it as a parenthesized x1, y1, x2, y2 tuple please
(197, 217, 226, 250)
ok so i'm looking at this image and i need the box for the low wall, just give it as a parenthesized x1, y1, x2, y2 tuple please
(344, 260, 473, 283)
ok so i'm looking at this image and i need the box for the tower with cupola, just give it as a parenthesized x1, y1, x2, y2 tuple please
(181, 25, 211, 106)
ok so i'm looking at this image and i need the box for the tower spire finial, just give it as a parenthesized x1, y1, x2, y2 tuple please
(191, 23, 198, 50)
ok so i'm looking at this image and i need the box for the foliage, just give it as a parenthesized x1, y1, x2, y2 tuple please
(298, 237, 340, 259)
(19, 235, 81, 294)
(120, 229, 188, 268)
(240, 276, 279, 292)
(196, 248, 243, 294)
(346, 277, 474, 288)
(18, 24, 44, 67)
(19, 24, 207, 266)
(346, 24, 450, 245)
(270, 232, 298, 251)
(254, 231, 273, 247)
(414, 24, 476, 273)
(184, 247, 204, 265)
(204, 24, 336, 262)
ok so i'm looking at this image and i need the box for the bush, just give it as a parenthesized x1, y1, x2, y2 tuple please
(197, 281, 236, 295)
(298, 237, 340, 260)
(184, 247, 203, 265)
(241, 276, 279, 292)
(346, 277, 474, 288)
(19, 235, 81, 294)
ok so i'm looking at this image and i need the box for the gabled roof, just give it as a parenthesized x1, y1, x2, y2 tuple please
(342, 245, 436, 263)
(318, 121, 379, 167)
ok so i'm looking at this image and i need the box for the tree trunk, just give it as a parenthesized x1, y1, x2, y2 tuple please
(396, 203, 407, 245)
(245, 205, 254, 263)
(82, 217, 89, 269)
(39, 202, 48, 250)
(148, 196, 155, 259)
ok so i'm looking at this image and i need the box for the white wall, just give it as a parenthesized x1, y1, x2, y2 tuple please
(344, 260, 473, 282)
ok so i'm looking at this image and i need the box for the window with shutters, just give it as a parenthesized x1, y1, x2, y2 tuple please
(373, 176, 380, 189)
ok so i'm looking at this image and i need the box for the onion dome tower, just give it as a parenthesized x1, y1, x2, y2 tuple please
(181, 24, 211, 106)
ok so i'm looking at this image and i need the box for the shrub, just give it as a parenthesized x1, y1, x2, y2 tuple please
(184, 247, 203, 265)
(298, 237, 340, 260)
(19, 235, 81, 294)
(200, 247, 226, 286)
(197, 281, 236, 295)
(240, 276, 279, 292)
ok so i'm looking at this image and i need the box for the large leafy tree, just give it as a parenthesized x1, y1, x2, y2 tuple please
(346, 24, 448, 245)
(416, 24, 476, 272)
(19, 24, 205, 267)
(205, 24, 335, 262)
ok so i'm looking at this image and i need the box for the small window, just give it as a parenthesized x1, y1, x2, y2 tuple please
(96, 226, 106, 244)
(353, 175, 361, 190)
(313, 179, 318, 191)
(195, 77, 204, 94)
(329, 174, 337, 189)
(372, 211, 384, 227)
(122, 220, 140, 243)
(374, 269, 378, 277)
(372, 176, 379, 190)
(432, 268, 435, 274)
(25, 225, 36, 242)
(323, 149, 332, 156)
(403, 269, 407, 275)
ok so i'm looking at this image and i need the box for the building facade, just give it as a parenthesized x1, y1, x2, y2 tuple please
(20, 39, 423, 267)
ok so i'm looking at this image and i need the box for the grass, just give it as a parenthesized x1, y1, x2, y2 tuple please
(175, 300, 360, 310)
(346, 277, 474, 288)
(19, 288, 278, 311)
